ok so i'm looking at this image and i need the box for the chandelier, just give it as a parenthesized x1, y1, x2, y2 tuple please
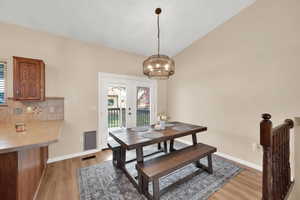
(143, 8, 175, 80)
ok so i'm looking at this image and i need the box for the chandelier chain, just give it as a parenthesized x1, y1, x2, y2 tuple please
(157, 14, 160, 56)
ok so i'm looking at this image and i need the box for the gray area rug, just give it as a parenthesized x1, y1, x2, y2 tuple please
(78, 142, 242, 200)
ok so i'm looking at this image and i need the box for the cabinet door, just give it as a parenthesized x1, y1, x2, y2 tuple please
(13, 57, 45, 101)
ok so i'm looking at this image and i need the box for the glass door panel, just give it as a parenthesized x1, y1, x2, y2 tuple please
(107, 86, 126, 129)
(136, 87, 150, 127)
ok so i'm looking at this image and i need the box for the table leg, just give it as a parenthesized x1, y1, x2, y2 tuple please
(163, 141, 168, 153)
(136, 146, 144, 194)
(192, 133, 202, 168)
(192, 133, 197, 145)
(157, 143, 161, 150)
(170, 139, 176, 152)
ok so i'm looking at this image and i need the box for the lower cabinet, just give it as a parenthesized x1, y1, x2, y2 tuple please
(0, 146, 48, 200)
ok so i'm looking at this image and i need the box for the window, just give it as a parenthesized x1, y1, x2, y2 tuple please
(0, 61, 7, 105)
(136, 87, 150, 127)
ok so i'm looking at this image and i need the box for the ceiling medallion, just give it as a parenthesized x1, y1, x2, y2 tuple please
(143, 8, 175, 80)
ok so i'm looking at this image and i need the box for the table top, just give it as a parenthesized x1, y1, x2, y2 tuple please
(109, 121, 207, 150)
(0, 120, 64, 154)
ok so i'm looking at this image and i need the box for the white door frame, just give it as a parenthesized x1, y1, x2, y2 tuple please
(98, 72, 158, 149)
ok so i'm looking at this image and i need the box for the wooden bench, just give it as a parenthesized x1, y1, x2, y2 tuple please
(136, 143, 217, 200)
(107, 139, 122, 167)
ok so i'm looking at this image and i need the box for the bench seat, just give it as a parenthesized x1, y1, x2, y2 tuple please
(107, 139, 121, 149)
(136, 143, 217, 200)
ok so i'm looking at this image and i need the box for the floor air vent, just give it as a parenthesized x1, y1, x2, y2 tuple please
(82, 155, 96, 161)
(83, 131, 97, 151)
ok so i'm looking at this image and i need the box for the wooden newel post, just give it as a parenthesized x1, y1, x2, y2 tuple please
(260, 113, 273, 200)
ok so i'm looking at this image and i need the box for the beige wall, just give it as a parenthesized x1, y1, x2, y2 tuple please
(168, 0, 300, 169)
(0, 22, 167, 158)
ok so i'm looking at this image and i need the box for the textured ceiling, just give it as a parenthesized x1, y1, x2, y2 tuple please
(0, 0, 255, 56)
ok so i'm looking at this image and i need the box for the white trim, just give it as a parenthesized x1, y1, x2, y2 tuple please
(176, 138, 262, 172)
(47, 149, 102, 164)
(98, 72, 158, 150)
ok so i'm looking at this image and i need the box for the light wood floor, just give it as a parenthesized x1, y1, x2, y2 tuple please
(36, 150, 262, 200)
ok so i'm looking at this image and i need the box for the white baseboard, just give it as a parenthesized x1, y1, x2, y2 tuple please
(47, 149, 102, 164)
(215, 152, 262, 171)
(48, 139, 262, 172)
(176, 138, 262, 172)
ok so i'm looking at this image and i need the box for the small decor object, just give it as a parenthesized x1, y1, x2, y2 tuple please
(15, 122, 26, 132)
(157, 113, 169, 130)
(143, 8, 175, 80)
(154, 124, 163, 130)
(160, 120, 166, 129)
(158, 113, 168, 121)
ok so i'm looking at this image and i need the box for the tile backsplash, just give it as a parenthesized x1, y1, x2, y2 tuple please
(0, 97, 64, 123)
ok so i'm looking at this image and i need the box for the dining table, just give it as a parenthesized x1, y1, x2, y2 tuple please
(109, 121, 207, 193)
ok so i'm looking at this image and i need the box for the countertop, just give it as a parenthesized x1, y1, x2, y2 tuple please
(0, 120, 63, 153)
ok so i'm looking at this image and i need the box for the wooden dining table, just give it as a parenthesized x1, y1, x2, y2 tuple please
(109, 121, 207, 193)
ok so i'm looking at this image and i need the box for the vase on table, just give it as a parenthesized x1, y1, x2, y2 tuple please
(159, 120, 166, 130)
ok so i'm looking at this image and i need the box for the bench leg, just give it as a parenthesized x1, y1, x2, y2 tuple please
(194, 154, 213, 174)
(153, 179, 160, 200)
(137, 172, 144, 194)
(112, 149, 118, 166)
(142, 176, 149, 194)
(111, 148, 121, 168)
(116, 147, 126, 169)
(136, 146, 144, 193)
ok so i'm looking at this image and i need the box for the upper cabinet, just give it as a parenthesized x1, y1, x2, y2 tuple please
(13, 57, 45, 101)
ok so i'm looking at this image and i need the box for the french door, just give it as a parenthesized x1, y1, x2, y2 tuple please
(98, 72, 157, 149)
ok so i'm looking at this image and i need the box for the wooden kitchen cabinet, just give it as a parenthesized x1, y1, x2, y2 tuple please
(13, 56, 45, 101)
(0, 120, 62, 200)
(0, 146, 49, 200)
